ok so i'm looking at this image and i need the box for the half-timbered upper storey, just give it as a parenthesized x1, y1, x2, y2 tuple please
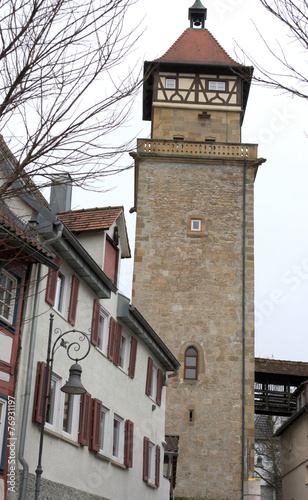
(143, 27, 253, 144)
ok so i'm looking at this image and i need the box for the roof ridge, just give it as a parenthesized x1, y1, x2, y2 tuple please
(58, 206, 123, 215)
(206, 29, 238, 66)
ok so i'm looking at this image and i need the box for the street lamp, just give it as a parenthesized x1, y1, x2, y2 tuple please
(35, 314, 91, 499)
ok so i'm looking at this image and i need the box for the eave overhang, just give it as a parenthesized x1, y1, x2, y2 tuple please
(275, 402, 308, 437)
(46, 223, 116, 299)
(117, 293, 180, 373)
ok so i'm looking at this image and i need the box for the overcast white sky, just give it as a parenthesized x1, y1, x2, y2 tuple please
(71, 0, 308, 363)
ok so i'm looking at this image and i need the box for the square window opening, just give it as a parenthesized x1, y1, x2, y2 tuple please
(209, 81, 226, 91)
(166, 78, 176, 90)
(191, 219, 201, 232)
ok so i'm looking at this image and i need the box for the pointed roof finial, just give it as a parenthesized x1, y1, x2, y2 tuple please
(189, 0, 207, 29)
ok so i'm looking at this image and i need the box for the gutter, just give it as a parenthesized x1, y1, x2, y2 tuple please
(18, 264, 42, 500)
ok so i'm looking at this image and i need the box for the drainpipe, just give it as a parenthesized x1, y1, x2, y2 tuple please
(18, 225, 63, 499)
(18, 263, 42, 500)
(168, 366, 180, 379)
(241, 158, 247, 500)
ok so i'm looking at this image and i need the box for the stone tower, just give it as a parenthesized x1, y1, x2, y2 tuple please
(131, 3, 265, 499)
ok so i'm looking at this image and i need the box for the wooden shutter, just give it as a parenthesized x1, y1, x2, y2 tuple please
(108, 317, 117, 362)
(32, 361, 49, 423)
(68, 275, 80, 326)
(90, 398, 102, 452)
(113, 322, 122, 366)
(91, 299, 100, 346)
(156, 369, 163, 406)
(145, 357, 153, 396)
(103, 237, 118, 285)
(124, 420, 134, 468)
(143, 437, 150, 481)
(155, 445, 161, 487)
(128, 337, 138, 378)
(45, 257, 60, 305)
(78, 392, 91, 446)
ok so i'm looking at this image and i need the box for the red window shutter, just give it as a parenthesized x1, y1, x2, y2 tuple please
(91, 299, 100, 346)
(45, 257, 60, 305)
(113, 322, 122, 366)
(103, 237, 118, 285)
(128, 337, 138, 378)
(32, 362, 49, 423)
(155, 445, 161, 487)
(145, 357, 153, 396)
(90, 398, 102, 452)
(78, 392, 91, 446)
(124, 420, 134, 468)
(108, 317, 117, 362)
(68, 275, 80, 326)
(143, 437, 150, 481)
(156, 369, 163, 406)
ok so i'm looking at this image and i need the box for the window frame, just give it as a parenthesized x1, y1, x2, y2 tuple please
(184, 346, 198, 380)
(0, 395, 8, 474)
(44, 371, 80, 441)
(191, 219, 202, 232)
(0, 267, 21, 330)
(165, 78, 176, 89)
(99, 405, 110, 456)
(143, 437, 161, 486)
(53, 271, 66, 315)
(112, 413, 124, 462)
(208, 80, 226, 91)
(119, 332, 128, 371)
(97, 307, 109, 352)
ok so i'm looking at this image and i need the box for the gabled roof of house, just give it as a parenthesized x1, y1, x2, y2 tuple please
(58, 206, 131, 259)
(156, 28, 239, 66)
(58, 206, 123, 232)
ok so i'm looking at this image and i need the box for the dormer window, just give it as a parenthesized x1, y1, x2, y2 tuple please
(208, 81, 226, 91)
(166, 78, 176, 89)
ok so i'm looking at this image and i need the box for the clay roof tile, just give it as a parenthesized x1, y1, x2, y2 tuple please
(156, 28, 239, 66)
(58, 206, 123, 233)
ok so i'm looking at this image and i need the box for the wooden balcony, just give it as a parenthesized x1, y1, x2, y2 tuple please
(136, 138, 258, 159)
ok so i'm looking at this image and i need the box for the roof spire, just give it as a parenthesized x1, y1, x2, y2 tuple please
(189, 0, 207, 29)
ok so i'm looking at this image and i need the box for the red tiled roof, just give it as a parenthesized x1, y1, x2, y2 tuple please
(0, 209, 53, 259)
(58, 207, 123, 233)
(156, 28, 238, 66)
(255, 358, 308, 378)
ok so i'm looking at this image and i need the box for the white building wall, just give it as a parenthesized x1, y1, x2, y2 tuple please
(15, 258, 170, 500)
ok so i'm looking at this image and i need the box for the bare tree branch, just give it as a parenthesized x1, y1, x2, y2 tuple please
(235, 0, 307, 101)
(0, 0, 143, 199)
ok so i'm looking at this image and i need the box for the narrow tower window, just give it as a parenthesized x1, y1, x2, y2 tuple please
(191, 219, 201, 232)
(184, 347, 198, 380)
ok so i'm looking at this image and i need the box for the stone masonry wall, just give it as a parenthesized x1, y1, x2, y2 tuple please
(152, 107, 241, 143)
(132, 155, 256, 500)
(12, 472, 107, 500)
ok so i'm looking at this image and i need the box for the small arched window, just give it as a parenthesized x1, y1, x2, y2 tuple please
(184, 347, 198, 380)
